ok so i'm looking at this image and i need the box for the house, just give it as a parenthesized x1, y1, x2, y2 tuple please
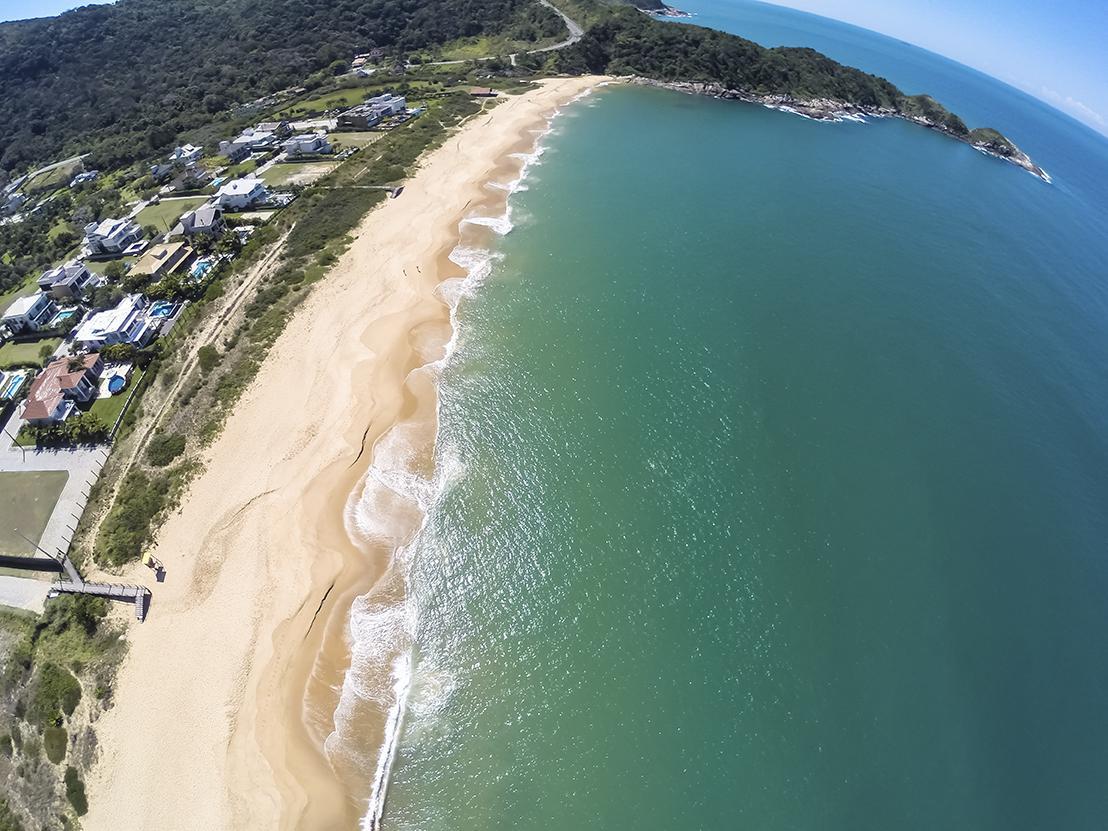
(256, 120, 293, 138)
(130, 240, 192, 278)
(73, 294, 157, 350)
(214, 178, 270, 211)
(218, 128, 279, 160)
(337, 104, 383, 130)
(171, 202, 226, 238)
(169, 144, 203, 165)
(282, 133, 332, 156)
(366, 93, 406, 116)
(351, 56, 367, 68)
(220, 143, 251, 164)
(37, 260, 96, 301)
(2, 192, 26, 217)
(469, 87, 498, 97)
(2, 292, 57, 334)
(21, 353, 103, 425)
(337, 94, 407, 130)
(70, 170, 100, 188)
(82, 216, 144, 258)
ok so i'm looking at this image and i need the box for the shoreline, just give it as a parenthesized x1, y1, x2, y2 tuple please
(82, 75, 607, 831)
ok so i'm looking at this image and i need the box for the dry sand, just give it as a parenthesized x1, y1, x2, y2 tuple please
(83, 76, 606, 831)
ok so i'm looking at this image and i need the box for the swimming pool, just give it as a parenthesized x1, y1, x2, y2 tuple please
(48, 309, 78, 328)
(0, 373, 25, 400)
(107, 375, 127, 394)
(148, 300, 177, 318)
(189, 259, 214, 280)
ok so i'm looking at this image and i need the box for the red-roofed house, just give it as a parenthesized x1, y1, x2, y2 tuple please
(21, 354, 103, 425)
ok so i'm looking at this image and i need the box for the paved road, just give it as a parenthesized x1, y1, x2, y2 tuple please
(0, 574, 51, 614)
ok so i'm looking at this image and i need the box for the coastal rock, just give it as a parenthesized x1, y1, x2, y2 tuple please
(630, 77, 1049, 182)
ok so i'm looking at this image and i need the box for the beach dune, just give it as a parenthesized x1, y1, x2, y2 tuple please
(83, 76, 606, 831)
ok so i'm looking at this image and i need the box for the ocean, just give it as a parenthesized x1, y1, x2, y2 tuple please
(345, 2, 1108, 828)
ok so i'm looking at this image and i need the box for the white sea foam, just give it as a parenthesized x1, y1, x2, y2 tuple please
(334, 85, 592, 831)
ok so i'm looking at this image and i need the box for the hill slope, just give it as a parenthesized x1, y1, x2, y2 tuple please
(0, 0, 553, 173)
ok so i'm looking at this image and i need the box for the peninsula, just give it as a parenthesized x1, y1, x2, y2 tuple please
(555, 6, 1047, 179)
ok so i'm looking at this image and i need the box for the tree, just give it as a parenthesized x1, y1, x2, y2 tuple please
(103, 260, 126, 281)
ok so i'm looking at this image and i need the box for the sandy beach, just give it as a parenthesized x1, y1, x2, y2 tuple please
(83, 75, 606, 831)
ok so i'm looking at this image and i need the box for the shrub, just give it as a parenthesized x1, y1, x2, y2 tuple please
(146, 432, 186, 467)
(27, 663, 81, 727)
(43, 726, 66, 764)
(64, 767, 88, 816)
(197, 344, 219, 373)
(95, 469, 172, 565)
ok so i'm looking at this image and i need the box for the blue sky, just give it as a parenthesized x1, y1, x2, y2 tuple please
(0, 1, 113, 21)
(2, 0, 1105, 135)
(763, 0, 1108, 134)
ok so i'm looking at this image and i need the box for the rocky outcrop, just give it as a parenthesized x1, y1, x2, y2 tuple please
(630, 77, 1050, 182)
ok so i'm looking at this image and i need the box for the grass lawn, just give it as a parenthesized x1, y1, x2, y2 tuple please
(328, 132, 384, 150)
(0, 338, 61, 369)
(88, 390, 130, 430)
(0, 471, 69, 555)
(0, 276, 37, 312)
(134, 197, 208, 234)
(261, 161, 337, 187)
(85, 256, 136, 276)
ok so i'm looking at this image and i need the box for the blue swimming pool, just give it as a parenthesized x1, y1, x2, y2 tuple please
(189, 259, 214, 280)
(48, 309, 78, 328)
(148, 300, 177, 318)
(107, 375, 127, 394)
(0, 374, 25, 400)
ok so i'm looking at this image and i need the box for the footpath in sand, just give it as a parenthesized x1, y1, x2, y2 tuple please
(83, 76, 606, 831)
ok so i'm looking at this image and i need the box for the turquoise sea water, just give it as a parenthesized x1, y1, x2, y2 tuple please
(364, 4, 1108, 829)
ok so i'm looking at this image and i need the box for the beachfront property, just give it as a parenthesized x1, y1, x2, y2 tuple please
(37, 259, 96, 301)
(336, 92, 407, 130)
(214, 177, 271, 210)
(171, 202, 226, 238)
(82, 216, 145, 258)
(2, 291, 57, 334)
(469, 87, 499, 97)
(21, 353, 103, 425)
(131, 240, 192, 278)
(282, 132, 333, 157)
(72, 293, 157, 350)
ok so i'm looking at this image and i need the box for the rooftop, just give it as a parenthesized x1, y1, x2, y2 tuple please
(3, 292, 49, 318)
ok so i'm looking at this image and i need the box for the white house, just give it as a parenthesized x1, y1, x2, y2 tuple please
(73, 294, 157, 350)
(366, 93, 406, 116)
(37, 260, 96, 301)
(169, 144, 203, 165)
(82, 216, 144, 258)
(70, 170, 100, 188)
(2, 292, 57, 334)
(214, 178, 271, 211)
(282, 132, 332, 156)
